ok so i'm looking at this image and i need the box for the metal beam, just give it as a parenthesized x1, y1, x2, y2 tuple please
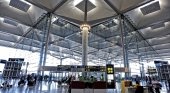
(12, 14, 47, 48)
(104, 0, 120, 14)
(14, 0, 68, 49)
(138, 17, 170, 30)
(129, 33, 170, 45)
(104, 0, 159, 56)
(123, 16, 160, 55)
(84, 0, 88, 22)
(129, 41, 170, 51)
(38, 13, 52, 76)
(51, 0, 68, 13)
(25, 0, 51, 12)
(136, 48, 170, 55)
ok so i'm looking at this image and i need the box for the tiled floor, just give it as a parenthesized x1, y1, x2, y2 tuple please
(0, 81, 169, 93)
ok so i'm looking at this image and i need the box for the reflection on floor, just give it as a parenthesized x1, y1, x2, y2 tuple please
(0, 82, 168, 93)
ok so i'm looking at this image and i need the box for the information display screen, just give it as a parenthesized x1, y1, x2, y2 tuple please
(85, 66, 106, 72)
(42, 65, 106, 72)
(58, 65, 71, 71)
(154, 61, 168, 67)
(147, 68, 157, 73)
(106, 64, 114, 74)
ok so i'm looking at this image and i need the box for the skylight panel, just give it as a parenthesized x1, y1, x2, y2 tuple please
(9, 0, 31, 12)
(140, 1, 160, 15)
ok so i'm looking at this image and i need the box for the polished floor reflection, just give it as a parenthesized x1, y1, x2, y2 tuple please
(0, 81, 168, 93)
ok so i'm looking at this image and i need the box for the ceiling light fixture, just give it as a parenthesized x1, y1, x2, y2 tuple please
(80, 24, 91, 31)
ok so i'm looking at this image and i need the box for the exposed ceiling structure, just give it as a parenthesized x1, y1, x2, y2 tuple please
(0, 0, 170, 65)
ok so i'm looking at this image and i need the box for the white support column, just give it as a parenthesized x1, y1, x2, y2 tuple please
(80, 24, 90, 77)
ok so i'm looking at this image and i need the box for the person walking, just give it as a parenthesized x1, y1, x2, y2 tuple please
(147, 81, 154, 93)
(153, 80, 162, 93)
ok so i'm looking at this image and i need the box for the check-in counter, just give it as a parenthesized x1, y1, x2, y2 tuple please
(125, 87, 149, 93)
(84, 82, 93, 93)
(93, 81, 107, 93)
(70, 81, 85, 93)
(70, 81, 108, 93)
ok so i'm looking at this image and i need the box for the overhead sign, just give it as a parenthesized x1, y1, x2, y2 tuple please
(114, 68, 125, 72)
(40, 66, 58, 71)
(85, 66, 105, 72)
(106, 64, 114, 74)
(41, 65, 106, 72)
(41, 65, 130, 73)
(147, 68, 157, 73)
(154, 61, 168, 67)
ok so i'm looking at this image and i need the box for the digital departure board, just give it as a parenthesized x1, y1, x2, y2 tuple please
(106, 64, 114, 74)
(85, 66, 106, 72)
(42, 65, 106, 72)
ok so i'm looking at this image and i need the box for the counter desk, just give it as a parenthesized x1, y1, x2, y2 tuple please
(125, 87, 148, 93)
(70, 81, 108, 93)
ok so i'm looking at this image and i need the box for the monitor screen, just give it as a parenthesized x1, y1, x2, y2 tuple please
(107, 74, 114, 80)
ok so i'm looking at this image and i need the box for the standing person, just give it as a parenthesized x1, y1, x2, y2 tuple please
(168, 79, 170, 90)
(153, 80, 162, 93)
(67, 76, 72, 93)
(34, 75, 37, 84)
(147, 82, 154, 93)
(148, 76, 152, 83)
(134, 81, 140, 88)
(145, 76, 148, 83)
(155, 84, 161, 93)
(67, 76, 72, 85)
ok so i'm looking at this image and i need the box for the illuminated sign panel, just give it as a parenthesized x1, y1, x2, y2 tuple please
(106, 64, 114, 74)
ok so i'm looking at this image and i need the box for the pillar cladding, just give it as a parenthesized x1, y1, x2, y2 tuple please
(82, 28, 88, 66)
(80, 24, 90, 77)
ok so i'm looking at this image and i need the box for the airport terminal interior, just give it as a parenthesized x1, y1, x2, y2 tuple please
(0, 0, 170, 93)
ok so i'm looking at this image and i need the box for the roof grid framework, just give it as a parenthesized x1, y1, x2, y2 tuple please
(0, 0, 170, 63)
